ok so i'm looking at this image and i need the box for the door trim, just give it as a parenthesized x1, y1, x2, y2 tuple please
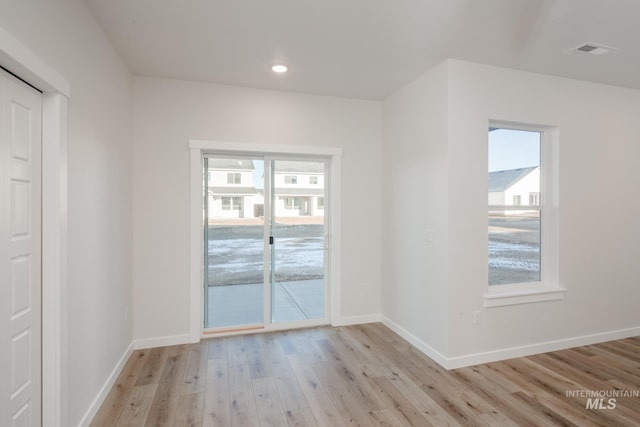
(1, 25, 70, 427)
(189, 140, 342, 341)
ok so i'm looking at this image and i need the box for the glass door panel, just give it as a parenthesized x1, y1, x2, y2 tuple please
(270, 160, 326, 323)
(204, 156, 265, 329)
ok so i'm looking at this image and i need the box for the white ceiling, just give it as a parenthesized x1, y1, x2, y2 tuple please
(84, 0, 640, 100)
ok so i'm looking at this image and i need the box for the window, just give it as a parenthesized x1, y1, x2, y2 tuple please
(222, 196, 242, 210)
(284, 175, 297, 184)
(485, 122, 563, 307)
(227, 172, 241, 184)
(284, 197, 301, 210)
(207, 171, 213, 184)
(317, 197, 324, 209)
(310, 176, 318, 185)
(488, 127, 541, 286)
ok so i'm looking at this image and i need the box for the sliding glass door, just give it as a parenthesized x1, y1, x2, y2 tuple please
(204, 155, 328, 331)
(204, 156, 265, 329)
(270, 160, 326, 323)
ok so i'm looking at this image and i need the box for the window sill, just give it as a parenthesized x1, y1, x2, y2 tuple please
(484, 286, 566, 308)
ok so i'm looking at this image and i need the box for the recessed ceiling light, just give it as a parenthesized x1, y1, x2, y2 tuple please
(571, 42, 617, 56)
(271, 64, 288, 73)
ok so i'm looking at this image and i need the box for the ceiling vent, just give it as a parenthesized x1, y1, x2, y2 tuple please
(571, 43, 617, 56)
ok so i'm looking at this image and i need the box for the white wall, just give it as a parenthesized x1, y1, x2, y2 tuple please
(447, 59, 640, 360)
(383, 58, 640, 367)
(381, 62, 450, 359)
(132, 77, 381, 342)
(0, 0, 132, 425)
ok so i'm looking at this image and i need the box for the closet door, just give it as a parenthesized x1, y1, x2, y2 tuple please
(0, 70, 42, 426)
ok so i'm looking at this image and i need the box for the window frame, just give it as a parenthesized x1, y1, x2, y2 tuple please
(284, 196, 301, 210)
(484, 121, 565, 307)
(221, 196, 242, 210)
(284, 175, 298, 184)
(227, 172, 241, 184)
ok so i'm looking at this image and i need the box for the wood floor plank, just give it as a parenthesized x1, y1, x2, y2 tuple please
(353, 326, 494, 426)
(183, 345, 208, 395)
(226, 335, 249, 367)
(203, 359, 231, 427)
(369, 408, 412, 426)
(228, 363, 260, 427)
(293, 332, 329, 364)
(535, 349, 636, 390)
(252, 376, 288, 427)
(486, 358, 615, 427)
(600, 339, 640, 359)
(144, 348, 189, 427)
(243, 333, 272, 379)
(136, 347, 166, 386)
(115, 384, 158, 427)
(503, 357, 639, 427)
(267, 348, 309, 412)
(312, 361, 386, 426)
(91, 349, 149, 427)
(278, 331, 306, 354)
(369, 376, 434, 427)
(287, 353, 347, 427)
(91, 324, 640, 427)
(314, 359, 385, 411)
(174, 392, 204, 427)
(284, 407, 318, 427)
(206, 336, 227, 361)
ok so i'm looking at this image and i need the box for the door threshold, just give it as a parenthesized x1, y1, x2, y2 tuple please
(203, 324, 265, 337)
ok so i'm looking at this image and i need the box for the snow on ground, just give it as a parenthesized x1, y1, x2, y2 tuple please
(207, 225, 324, 285)
(206, 223, 541, 287)
(488, 240, 539, 272)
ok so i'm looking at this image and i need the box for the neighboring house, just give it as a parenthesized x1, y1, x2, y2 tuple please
(273, 161, 325, 217)
(207, 159, 262, 219)
(488, 166, 540, 211)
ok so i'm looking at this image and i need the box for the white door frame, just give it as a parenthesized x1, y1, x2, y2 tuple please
(189, 140, 342, 341)
(0, 25, 70, 427)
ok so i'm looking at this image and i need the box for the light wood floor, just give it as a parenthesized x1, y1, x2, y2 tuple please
(91, 323, 640, 426)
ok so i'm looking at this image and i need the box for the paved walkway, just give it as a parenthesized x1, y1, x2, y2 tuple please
(206, 279, 324, 328)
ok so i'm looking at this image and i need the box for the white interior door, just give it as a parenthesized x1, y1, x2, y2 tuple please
(0, 70, 42, 426)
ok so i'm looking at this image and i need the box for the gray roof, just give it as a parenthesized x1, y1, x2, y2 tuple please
(275, 161, 324, 174)
(488, 166, 538, 192)
(207, 158, 255, 170)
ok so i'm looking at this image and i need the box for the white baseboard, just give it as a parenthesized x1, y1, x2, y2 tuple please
(338, 313, 381, 326)
(133, 333, 193, 350)
(446, 326, 640, 369)
(380, 315, 449, 368)
(380, 315, 640, 370)
(78, 341, 134, 427)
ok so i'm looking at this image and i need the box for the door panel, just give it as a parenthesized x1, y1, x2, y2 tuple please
(270, 160, 326, 323)
(204, 157, 265, 329)
(0, 71, 42, 426)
